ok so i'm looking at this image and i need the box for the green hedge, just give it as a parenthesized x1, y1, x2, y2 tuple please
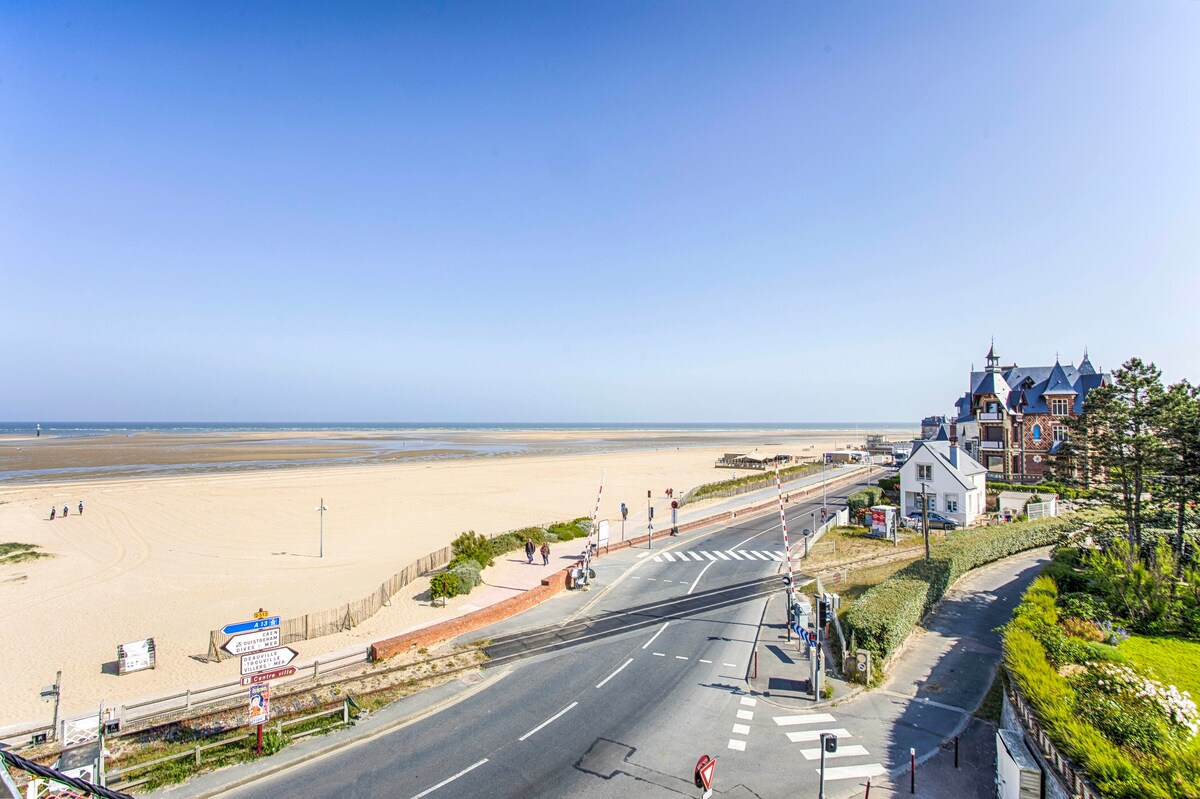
(846, 487, 885, 515)
(843, 510, 1107, 664)
(686, 462, 823, 501)
(985, 480, 1097, 500)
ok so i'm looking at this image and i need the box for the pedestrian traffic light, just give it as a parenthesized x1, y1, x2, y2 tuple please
(818, 598, 830, 627)
(648, 506, 654, 520)
(823, 733, 838, 753)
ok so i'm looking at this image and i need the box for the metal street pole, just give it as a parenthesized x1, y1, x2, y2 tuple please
(51, 671, 61, 742)
(316, 499, 328, 558)
(921, 482, 930, 562)
(647, 491, 653, 550)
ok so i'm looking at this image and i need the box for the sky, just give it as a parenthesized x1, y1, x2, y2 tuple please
(2, 2, 1198, 423)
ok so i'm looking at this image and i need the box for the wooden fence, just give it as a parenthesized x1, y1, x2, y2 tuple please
(207, 545, 452, 661)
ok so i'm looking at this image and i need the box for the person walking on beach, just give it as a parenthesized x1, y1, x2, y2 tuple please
(524, 539, 535, 564)
(78, 501, 84, 515)
(63, 504, 69, 518)
(50, 506, 55, 520)
(540, 542, 550, 566)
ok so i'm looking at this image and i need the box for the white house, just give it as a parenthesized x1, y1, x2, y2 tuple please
(898, 438, 987, 527)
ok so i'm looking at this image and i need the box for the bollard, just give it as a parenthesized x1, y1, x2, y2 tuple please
(954, 735, 959, 768)
(753, 649, 758, 679)
(865, 777, 870, 798)
(910, 747, 915, 793)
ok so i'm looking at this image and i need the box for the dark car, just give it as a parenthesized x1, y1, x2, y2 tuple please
(907, 510, 959, 530)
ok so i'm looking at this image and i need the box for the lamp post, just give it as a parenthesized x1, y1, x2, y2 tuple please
(1015, 412, 1026, 485)
(316, 499, 328, 558)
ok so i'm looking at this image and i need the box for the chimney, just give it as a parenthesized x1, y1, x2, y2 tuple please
(949, 435, 959, 468)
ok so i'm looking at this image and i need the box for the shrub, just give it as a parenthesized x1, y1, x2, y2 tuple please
(449, 560, 483, 594)
(846, 487, 885, 515)
(875, 475, 900, 492)
(488, 533, 522, 557)
(429, 573, 458, 601)
(1061, 616, 1104, 642)
(451, 530, 495, 569)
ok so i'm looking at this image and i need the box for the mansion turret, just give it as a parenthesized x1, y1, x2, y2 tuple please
(949, 345, 1109, 482)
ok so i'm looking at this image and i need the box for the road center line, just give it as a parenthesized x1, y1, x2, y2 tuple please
(687, 560, 717, 595)
(518, 702, 578, 742)
(642, 621, 669, 649)
(409, 758, 489, 798)
(596, 658, 634, 688)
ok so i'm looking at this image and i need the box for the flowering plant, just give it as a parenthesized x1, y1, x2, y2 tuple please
(1071, 661, 1199, 753)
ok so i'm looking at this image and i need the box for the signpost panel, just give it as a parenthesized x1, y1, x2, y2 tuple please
(222, 617, 280, 636)
(241, 666, 296, 686)
(222, 628, 281, 656)
(248, 685, 270, 727)
(240, 647, 298, 676)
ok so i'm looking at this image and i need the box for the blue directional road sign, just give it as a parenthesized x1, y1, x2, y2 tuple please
(222, 616, 280, 636)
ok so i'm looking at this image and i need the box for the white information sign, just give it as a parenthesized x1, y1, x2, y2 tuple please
(222, 627, 281, 656)
(117, 638, 155, 674)
(240, 646, 298, 676)
(597, 519, 610, 547)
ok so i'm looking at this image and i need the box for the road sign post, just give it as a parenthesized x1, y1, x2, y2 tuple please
(694, 754, 716, 798)
(221, 616, 280, 637)
(222, 628, 281, 656)
(240, 647, 298, 676)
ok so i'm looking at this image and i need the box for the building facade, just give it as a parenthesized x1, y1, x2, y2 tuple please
(899, 439, 987, 527)
(950, 345, 1109, 482)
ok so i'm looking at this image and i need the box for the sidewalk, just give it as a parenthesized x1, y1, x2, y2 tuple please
(843, 716, 997, 799)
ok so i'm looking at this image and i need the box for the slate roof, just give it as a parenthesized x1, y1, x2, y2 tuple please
(964, 349, 1108, 417)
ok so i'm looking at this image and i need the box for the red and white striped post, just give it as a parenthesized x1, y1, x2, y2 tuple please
(775, 465, 796, 613)
(590, 469, 605, 557)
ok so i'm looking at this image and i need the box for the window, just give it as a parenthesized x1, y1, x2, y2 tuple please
(1031, 424, 1041, 441)
(945, 495, 959, 513)
(1051, 398, 1070, 416)
(1053, 425, 1069, 443)
(917, 464, 933, 481)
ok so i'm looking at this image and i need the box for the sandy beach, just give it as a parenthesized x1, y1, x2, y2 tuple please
(0, 426, 905, 728)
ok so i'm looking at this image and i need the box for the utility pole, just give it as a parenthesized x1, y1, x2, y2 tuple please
(921, 482, 930, 562)
(316, 499, 328, 558)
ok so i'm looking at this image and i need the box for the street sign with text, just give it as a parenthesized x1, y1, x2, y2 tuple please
(222, 616, 280, 636)
(240, 646, 298, 676)
(240, 666, 296, 686)
(222, 627, 280, 656)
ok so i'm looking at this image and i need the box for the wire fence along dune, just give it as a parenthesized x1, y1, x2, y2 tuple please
(207, 545, 453, 662)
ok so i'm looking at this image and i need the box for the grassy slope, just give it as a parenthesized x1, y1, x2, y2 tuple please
(1119, 635, 1200, 698)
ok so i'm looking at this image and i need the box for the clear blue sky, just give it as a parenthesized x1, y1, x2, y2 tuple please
(3, 2, 1198, 422)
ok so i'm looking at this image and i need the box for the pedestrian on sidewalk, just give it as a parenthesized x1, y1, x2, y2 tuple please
(540, 542, 550, 566)
(524, 539, 535, 564)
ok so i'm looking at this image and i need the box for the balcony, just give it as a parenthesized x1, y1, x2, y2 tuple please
(980, 440, 1004, 450)
(978, 412, 1003, 422)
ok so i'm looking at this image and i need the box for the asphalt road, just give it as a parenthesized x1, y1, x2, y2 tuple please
(221, 472, 892, 799)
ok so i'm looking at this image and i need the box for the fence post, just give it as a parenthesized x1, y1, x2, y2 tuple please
(194, 744, 201, 767)
(313, 660, 319, 680)
(186, 689, 192, 711)
(343, 699, 349, 726)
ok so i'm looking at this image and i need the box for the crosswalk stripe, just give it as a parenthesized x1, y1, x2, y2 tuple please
(652, 556, 662, 562)
(661, 552, 675, 562)
(786, 728, 852, 743)
(700, 551, 718, 561)
(714, 551, 732, 560)
(732, 724, 750, 735)
(688, 552, 705, 561)
(750, 551, 773, 560)
(766, 551, 783, 560)
(817, 763, 886, 781)
(799, 745, 871, 761)
(738, 550, 761, 560)
(773, 714, 837, 726)
(728, 739, 746, 751)
(726, 551, 744, 560)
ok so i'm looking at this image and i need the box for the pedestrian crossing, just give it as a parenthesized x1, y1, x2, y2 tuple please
(773, 711, 886, 783)
(646, 549, 783, 563)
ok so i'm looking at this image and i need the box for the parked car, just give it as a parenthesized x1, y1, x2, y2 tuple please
(906, 510, 959, 530)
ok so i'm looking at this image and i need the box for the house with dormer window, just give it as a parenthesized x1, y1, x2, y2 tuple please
(949, 344, 1110, 482)
(899, 438, 987, 527)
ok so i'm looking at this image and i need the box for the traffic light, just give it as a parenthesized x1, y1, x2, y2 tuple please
(781, 574, 792, 587)
(823, 733, 838, 753)
(648, 506, 654, 520)
(818, 597, 830, 627)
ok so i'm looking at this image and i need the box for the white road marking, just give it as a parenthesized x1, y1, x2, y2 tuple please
(766, 551, 783, 561)
(661, 552, 676, 562)
(675, 655, 688, 660)
(687, 560, 717, 595)
(723, 662, 737, 667)
(409, 758, 489, 798)
(726, 551, 744, 560)
(637, 551, 652, 559)
(700, 551, 718, 561)
(799, 745, 871, 761)
(732, 724, 750, 735)
(773, 713, 837, 726)
(643, 622, 669, 649)
(662, 579, 673, 583)
(731, 524, 779, 549)
(653, 652, 665, 657)
(518, 703, 578, 742)
(699, 659, 712, 664)
(596, 658, 634, 689)
(817, 763, 886, 781)
(728, 739, 746, 751)
(736, 710, 754, 720)
(646, 577, 656, 581)
(786, 728, 852, 743)
(630, 576, 640, 580)
(738, 550, 760, 560)
(740, 697, 757, 707)
(713, 551, 731, 560)
(652, 556, 662, 562)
